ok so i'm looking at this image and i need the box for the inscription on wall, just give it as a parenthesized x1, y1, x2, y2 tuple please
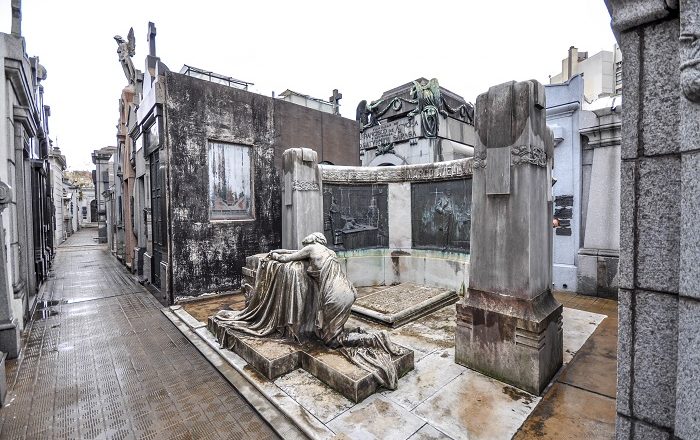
(412, 179, 472, 253)
(554, 195, 573, 236)
(360, 118, 418, 150)
(323, 184, 388, 251)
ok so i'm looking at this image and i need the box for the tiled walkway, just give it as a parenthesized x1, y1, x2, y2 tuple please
(0, 229, 278, 440)
(514, 292, 617, 439)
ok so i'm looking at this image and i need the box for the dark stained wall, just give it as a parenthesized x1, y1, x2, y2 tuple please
(164, 72, 358, 298)
(274, 99, 360, 166)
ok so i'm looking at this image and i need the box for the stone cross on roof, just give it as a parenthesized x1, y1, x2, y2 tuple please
(329, 89, 342, 115)
(147, 22, 157, 57)
(11, 0, 21, 36)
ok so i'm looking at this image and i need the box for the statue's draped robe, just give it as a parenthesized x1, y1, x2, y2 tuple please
(212, 256, 403, 389)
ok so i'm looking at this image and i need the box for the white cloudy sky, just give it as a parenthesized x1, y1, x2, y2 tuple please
(0, 0, 615, 170)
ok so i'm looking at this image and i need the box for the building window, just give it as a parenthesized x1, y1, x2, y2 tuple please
(208, 141, 253, 220)
(143, 118, 161, 155)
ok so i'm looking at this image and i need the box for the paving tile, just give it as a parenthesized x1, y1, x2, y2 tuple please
(408, 424, 453, 439)
(383, 349, 466, 411)
(274, 369, 354, 423)
(0, 229, 278, 440)
(559, 314, 618, 399)
(561, 307, 607, 363)
(513, 383, 615, 440)
(413, 369, 540, 440)
(327, 394, 426, 440)
(390, 305, 457, 355)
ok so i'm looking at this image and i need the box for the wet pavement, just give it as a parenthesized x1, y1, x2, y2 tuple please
(514, 292, 617, 439)
(0, 228, 279, 440)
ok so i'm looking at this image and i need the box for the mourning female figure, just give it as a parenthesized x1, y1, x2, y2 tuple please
(212, 232, 405, 389)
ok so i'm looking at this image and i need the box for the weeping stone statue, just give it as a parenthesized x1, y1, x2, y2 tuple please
(212, 232, 405, 389)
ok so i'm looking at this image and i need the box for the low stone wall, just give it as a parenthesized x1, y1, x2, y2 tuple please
(336, 248, 469, 294)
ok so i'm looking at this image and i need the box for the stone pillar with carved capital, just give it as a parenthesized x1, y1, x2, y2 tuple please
(455, 79, 562, 395)
(282, 148, 323, 249)
(0, 180, 20, 360)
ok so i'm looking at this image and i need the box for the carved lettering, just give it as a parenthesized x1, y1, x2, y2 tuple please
(360, 118, 418, 150)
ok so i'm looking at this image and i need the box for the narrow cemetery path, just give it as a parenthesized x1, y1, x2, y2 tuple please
(0, 228, 279, 440)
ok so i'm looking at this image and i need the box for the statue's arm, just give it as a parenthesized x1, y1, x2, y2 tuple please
(276, 246, 312, 263)
(269, 249, 294, 254)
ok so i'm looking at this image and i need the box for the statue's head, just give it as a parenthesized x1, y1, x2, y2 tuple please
(302, 232, 327, 246)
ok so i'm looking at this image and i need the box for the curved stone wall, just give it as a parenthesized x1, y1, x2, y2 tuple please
(318, 158, 474, 293)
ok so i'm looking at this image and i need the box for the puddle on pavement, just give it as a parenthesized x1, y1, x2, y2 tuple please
(36, 299, 66, 309)
(33, 308, 59, 320)
(33, 299, 66, 320)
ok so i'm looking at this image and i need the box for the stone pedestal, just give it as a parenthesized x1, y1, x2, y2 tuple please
(282, 148, 323, 249)
(455, 80, 563, 395)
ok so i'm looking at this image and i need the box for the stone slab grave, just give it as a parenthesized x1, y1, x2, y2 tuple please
(352, 283, 458, 327)
(207, 317, 414, 404)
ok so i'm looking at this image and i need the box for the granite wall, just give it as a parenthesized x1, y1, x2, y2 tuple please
(605, 1, 700, 438)
(164, 73, 359, 299)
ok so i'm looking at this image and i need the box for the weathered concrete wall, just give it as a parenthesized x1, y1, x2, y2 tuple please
(605, 1, 700, 438)
(165, 73, 281, 298)
(164, 73, 359, 299)
(335, 248, 470, 293)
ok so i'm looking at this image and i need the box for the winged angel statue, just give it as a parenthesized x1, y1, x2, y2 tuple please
(408, 78, 448, 139)
(114, 28, 136, 85)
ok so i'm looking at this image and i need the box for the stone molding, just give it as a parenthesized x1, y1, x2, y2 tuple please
(320, 158, 474, 183)
(605, 0, 678, 33)
(471, 145, 548, 169)
(290, 180, 319, 191)
(511, 146, 548, 167)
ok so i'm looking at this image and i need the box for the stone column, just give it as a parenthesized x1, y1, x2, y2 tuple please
(604, 1, 700, 438)
(455, 80, 562, 395)
(282, 148, 323, 249)
(0, 180, 20, 359)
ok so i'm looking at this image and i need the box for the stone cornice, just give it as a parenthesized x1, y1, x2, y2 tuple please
(12, 105, 36, 137)
(320, 158, 474, 184)
(4, 58, 34, 109)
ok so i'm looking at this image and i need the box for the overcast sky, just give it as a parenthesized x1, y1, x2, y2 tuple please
(0, 0, 615, 170)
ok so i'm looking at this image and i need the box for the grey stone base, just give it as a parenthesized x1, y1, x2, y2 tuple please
(351, 283, 458, 327)
(577, 250, 619, 299)
(0, 319, 21, 359)
(209, 317, 414, 403)
(455, 289, 563, 395)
